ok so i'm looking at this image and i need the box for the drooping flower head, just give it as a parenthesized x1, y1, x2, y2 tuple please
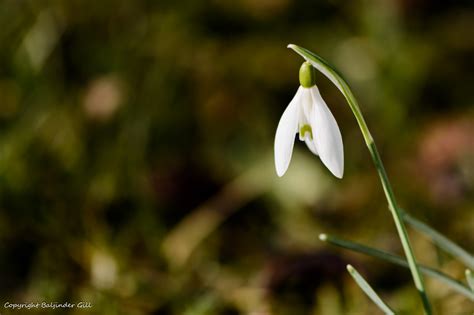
(274, 62, 344, 178)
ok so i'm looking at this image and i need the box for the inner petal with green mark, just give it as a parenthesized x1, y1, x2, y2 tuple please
(299, 124, 313, 140)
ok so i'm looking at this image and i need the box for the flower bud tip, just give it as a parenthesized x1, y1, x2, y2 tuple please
(319, 233, 327, 241)
(346, 264, 354, 273)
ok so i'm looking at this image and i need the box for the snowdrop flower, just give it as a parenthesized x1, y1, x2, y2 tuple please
(274, 62, 344, 178)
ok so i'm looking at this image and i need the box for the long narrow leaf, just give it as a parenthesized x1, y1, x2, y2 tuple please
(346, 264, 396, 315)
(402, 211, 474, 269)
(319, 234, 474, 300)
(466, 269, 474, 292)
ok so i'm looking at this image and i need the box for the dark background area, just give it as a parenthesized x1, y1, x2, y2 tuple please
(0, 0, 473, 314)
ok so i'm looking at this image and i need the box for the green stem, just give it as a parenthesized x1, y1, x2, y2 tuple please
(288, 44, 432, 314)
(355, 106, 432, 315)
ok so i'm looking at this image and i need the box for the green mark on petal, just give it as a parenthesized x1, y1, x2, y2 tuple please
(299, 124, 313, 139)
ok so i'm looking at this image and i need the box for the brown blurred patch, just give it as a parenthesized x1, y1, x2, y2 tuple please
(417, 116, 474, 205)
(263, 251, 350, 314)
(82, 75, 124, 121)
(212, 0, 289, 20)
(0, 79, 21, 118)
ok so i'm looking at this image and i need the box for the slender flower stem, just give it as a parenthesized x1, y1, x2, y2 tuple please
(351, 97, 432, 315)
(288, 44, 432, 314)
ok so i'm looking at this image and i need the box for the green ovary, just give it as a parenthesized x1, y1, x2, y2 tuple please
(299, 61, 317, 88)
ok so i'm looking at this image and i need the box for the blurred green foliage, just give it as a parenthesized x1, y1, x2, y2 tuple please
(0, 0, 473, 314)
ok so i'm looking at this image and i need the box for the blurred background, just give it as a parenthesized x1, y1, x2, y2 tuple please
(0, 0, 473, 314)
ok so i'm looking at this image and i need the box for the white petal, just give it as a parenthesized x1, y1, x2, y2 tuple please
(274, 86, 303, 177)
(304, 134, 319, 155)
(309, 86, 344, 178)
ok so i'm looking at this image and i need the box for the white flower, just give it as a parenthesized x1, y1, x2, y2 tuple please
(274, 62, 344, 178)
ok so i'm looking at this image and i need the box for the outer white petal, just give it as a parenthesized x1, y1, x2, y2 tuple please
(274, 86, 303, 177)
(309, 86, 344, 178)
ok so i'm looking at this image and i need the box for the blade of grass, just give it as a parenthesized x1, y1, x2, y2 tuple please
(466, 269, 474, 292)
(346, 264, 396, 315)
(402, 211, 474, 269)
(319, 234, 474, 300)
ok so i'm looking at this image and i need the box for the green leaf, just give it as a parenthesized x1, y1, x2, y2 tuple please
(466, 269, 474, 292)
(346, 264, 396, 315)
(319, 234, 474, 300)
(402, 211, 474, 269)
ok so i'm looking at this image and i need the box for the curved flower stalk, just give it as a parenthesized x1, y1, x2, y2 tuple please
(285, 44, 432, 315)
(274, 62, 344, 178)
